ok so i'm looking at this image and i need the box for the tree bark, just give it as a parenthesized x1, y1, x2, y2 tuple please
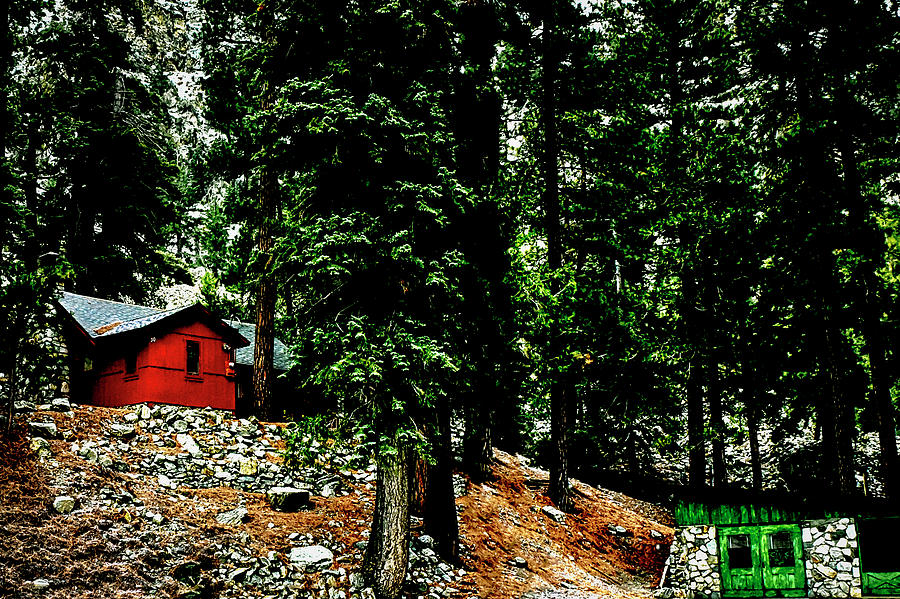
(252, 164, 277, 421)
(463, 379, 493, 482)
(835, 96, 898, 501)
(363, 433, 411, 599)
(424, 395, 459, 562)
(742, 358, 763, 491)
(703, 258, 727, 488)
(542, 0, 571, 513)
(252, 6, 277, 421)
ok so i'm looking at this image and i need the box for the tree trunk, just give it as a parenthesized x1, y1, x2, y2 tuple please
(252, 164, 277, 421)
(790, 15, 854, 496)
(424, 395, 459, 562)
(252, 6, 277, 421)
(703, 259, 727, 488)
(409, 451, 428, 517)
(681, 236, 705, 488)
(742, 359, 763, 491)
(363, 433, 411, 599)
(836, 104, 898, 501)
(542, 0, 571, 514)
(463, 378, 493, 482)
(708, 360, 727, 489)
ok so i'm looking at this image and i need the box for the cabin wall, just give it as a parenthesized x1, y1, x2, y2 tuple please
(89, 321, 236, 410)
(664, 525, 723, 599)
(803, 519, 861, 598)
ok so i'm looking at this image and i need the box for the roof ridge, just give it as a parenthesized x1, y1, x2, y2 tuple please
(60, 291, 166, 313)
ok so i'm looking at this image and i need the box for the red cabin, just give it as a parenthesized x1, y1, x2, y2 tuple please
(56, 292, 290, 412)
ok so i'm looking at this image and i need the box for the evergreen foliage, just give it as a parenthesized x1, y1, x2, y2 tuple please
(4, 0, 900, 589)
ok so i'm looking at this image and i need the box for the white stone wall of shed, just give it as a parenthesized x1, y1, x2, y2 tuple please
(803, 518, 862, 598)
(663, 525, 722, 599)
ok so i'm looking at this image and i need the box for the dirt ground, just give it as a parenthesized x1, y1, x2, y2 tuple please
(0, 405, 672, 598)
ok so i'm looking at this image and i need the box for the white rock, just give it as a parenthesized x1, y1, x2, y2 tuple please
(541, 505, 566, 524)
(52, 496, 75, 514)
(289, 545, 333, 572)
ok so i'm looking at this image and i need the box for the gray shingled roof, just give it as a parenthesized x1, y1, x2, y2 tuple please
(58, 292, 162, 338)
(226, 320, 292, 372)
(57, 292, 291, 371)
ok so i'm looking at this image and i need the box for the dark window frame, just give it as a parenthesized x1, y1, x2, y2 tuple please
(124, 350, 138, 376)
(186, 340, 200, 376)
(727, 534, 753, 569)
(768, 531, 795, 568)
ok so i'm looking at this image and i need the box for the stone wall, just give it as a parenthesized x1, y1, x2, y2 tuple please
(803, 518, 862, 598)
(663, 525, 722, 599)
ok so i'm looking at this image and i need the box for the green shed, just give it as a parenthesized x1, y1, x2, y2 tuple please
(666, 491, 899, 599)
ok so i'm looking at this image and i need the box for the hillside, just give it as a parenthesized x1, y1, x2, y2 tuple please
(1, 401, 673, 599)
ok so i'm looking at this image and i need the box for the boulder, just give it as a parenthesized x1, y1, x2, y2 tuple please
(267, 486, 310, 512)
(29, 421, 59, 439)
(14, 400, 36, 413)
(288, 545, 333, 572)
(49, 397, 71, 412)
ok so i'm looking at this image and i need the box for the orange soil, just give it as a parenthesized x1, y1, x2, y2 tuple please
(2, 406, 672, 598)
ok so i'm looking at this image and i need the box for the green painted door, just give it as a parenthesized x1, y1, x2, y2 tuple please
(759, 525, 806, 597)
(719, 525, 806, 598)
(719, 527, 763, 597)
(860, 517, 900, 596)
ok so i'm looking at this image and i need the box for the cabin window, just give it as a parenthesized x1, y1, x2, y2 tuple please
(728, 534, 753, 569)
(125, 351, 137, 375)
(186, 340, 200, 375)
(768, 532, 794, 567)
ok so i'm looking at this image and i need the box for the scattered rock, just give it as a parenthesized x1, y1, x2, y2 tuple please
(288, 545, 333, 572)
(50, 397, 71, 411)
(29, 421, 59, 439)
(541, 505, 566, 524)
(509, 556, 528, 568)
(31, 437, 52, 458)
(215, 507, 249, 526)
(176, 433, 201, 456)
(108, 423, 136, 438)
(52, 495, 76, 514)
(27, 579, 51, 591)
(267, 486, 310, 512)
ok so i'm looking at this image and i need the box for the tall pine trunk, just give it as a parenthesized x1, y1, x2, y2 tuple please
(363, 433, 411, 599)
(463, 389, 493, 482)
(424, 395, 459, 562)
(791, 15, 855, 495)
(252, 8, 277, 421)
(703, 256, 727, 488)
(253, 164, 277, 420)
(836, 103, 897, 501)
(542, 0, 571, 513)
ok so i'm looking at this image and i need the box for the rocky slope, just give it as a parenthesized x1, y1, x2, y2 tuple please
(2, 400, 672, 599)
